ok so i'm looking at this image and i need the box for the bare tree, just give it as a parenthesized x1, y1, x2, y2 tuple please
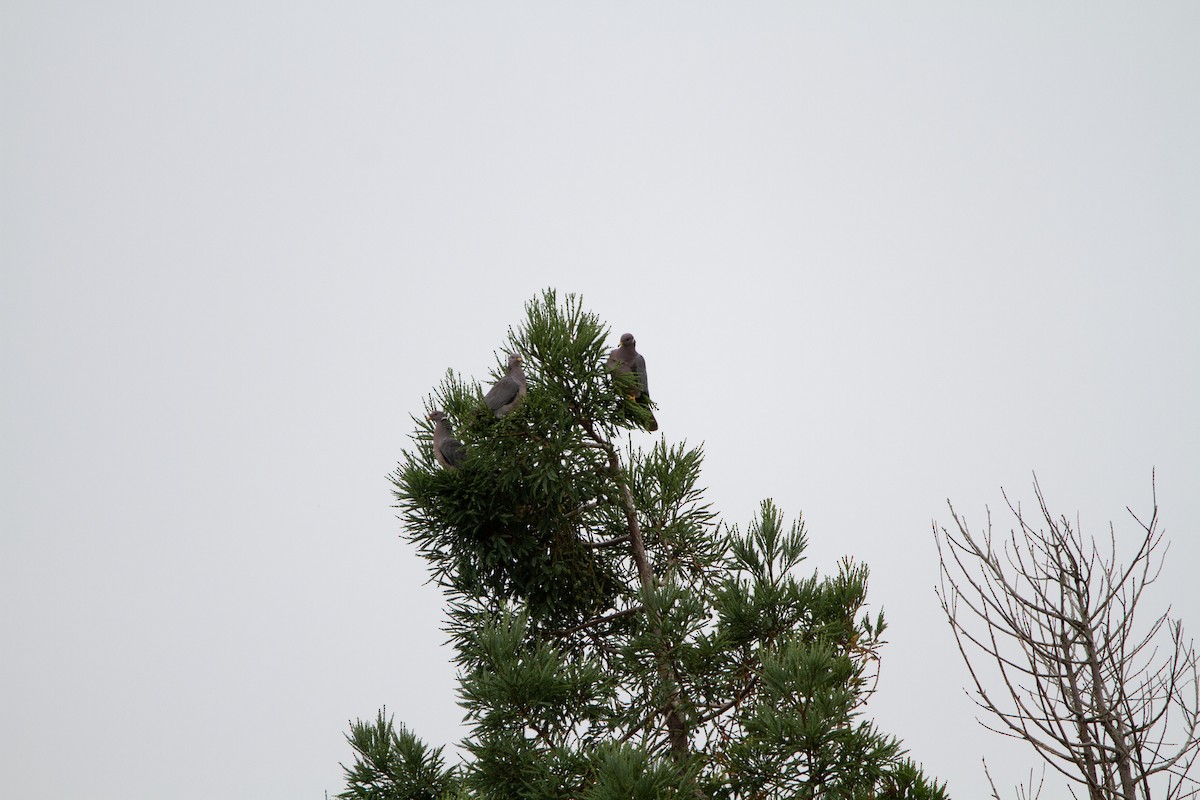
(934, 474, 1200, 800)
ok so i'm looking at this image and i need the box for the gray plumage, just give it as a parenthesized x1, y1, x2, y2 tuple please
(484, 353, 527, 418)
(428, 410, 467, 469)
(606, 333, 648, 397)
(606, 333, 658, 431)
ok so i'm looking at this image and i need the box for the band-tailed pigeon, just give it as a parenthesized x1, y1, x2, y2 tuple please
(484, 353, 527, 418)
(428, 410, 467, 469)
(606, 333, 658, 431)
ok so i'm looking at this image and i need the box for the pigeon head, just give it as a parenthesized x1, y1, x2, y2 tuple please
(619, 333, 636, 348)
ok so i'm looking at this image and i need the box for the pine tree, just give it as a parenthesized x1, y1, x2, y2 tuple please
(338, 290, 948, 800)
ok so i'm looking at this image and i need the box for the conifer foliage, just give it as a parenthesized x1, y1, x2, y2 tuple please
(339, 290, 947, 800)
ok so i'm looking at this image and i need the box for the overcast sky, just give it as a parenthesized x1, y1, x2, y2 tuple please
(3, 3, 1198, 798)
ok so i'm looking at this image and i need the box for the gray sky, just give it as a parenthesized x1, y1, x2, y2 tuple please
(3, 3, 1198, 798)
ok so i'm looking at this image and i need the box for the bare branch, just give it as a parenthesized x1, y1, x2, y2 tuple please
(935, 475, 1199, 799)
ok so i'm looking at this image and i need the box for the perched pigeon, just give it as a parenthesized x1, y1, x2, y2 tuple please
(428, 410, 467, 469)
(606, 333, 658, 431)
(484, 353, 527, 418)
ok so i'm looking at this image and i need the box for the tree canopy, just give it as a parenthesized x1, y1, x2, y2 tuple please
(339, 290, 947, 800)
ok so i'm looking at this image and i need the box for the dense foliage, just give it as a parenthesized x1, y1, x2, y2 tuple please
(339, 290, 947, 799)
